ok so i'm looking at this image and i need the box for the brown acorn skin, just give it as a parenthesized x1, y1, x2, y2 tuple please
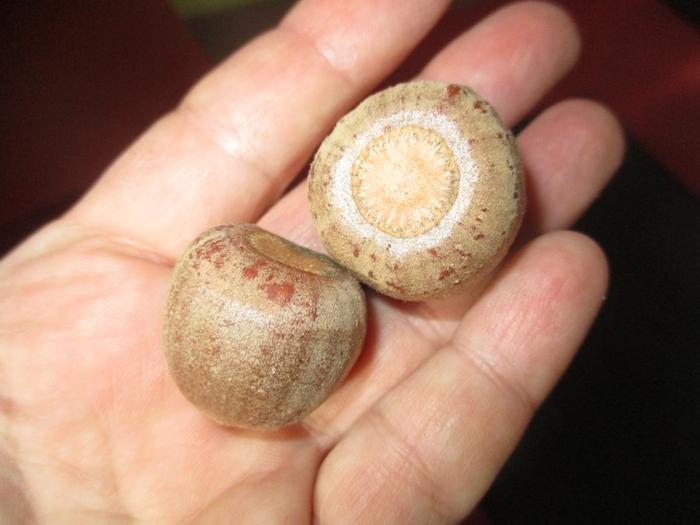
(164, 224, 366, 430)
(308, 81, 526, 301)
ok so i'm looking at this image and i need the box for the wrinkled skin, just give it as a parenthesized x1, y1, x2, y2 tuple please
(0, 1, 624, 523)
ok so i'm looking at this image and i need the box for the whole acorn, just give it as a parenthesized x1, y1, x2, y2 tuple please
(164, 224, 366, 430)
(308, 81, 526, 301)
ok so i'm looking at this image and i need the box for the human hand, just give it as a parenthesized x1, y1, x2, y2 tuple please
(0, 1, 624, 523)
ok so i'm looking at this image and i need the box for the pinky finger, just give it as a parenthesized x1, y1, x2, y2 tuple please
(313, 231, 608, 524)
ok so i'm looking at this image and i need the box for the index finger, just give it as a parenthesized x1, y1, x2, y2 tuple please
(69, 0, 451, 260)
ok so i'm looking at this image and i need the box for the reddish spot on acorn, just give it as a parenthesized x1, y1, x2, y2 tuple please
(258, 282, 295, 306)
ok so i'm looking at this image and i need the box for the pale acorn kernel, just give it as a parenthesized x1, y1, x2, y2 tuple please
(308, 81, 526, 301)
(351, 125, 460, 238)
(164, 224, 367, 430)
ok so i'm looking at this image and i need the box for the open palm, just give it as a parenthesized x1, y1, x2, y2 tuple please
(0, 2, 624, 523)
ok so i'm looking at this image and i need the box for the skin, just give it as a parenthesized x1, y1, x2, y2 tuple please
(0, 1, 624, 524)
(309, 81, 525, 300)
(165, 224, 366, 430)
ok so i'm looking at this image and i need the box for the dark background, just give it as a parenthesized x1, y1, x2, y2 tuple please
(2, 1, 699, 523)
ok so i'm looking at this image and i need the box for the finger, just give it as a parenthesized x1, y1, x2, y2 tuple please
(518, 99, 625, 234)
(421, 1, 581, 125)
(314, 232, 608, 524)
(70, 0, 451, 259)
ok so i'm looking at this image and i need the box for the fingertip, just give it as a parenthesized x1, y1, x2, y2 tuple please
(514, 1, 582, 69)
(545, 98, 625, 168)
(518, 98, 625, 232)
(575, 99, 626, 175)
(532, 230, 609, 303)
(488, 1, 582, 78)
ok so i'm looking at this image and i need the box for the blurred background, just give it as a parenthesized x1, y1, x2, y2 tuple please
(2, 1, 699, 523)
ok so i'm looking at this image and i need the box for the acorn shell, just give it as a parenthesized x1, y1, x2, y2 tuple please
(308, 81, 525, 301)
